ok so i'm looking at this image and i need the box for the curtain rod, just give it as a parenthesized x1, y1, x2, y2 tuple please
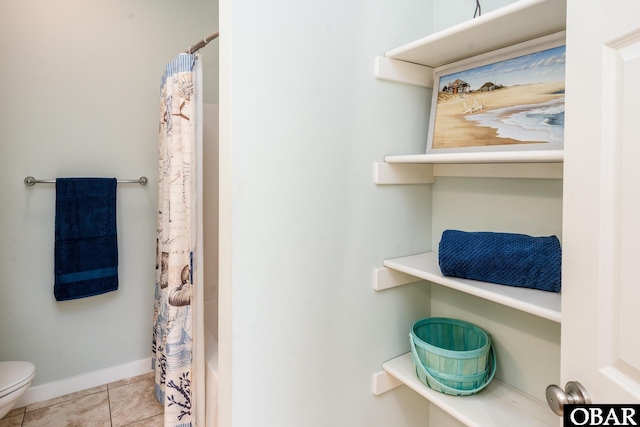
(187, 32, 219, 54)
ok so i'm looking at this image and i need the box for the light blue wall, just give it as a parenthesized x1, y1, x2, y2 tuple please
(222, 1, 436, 426)
(0, 0, 216, 386)
(431, 177, 562, 402)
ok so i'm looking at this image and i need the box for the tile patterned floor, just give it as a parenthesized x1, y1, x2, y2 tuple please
(0, 372, 163, 427)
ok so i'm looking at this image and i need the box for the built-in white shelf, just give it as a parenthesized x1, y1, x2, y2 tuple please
(379, 0, 566, 87)
(373, 1, 565, 423)
(376, 252, 561, 323)
(385, 150, 564, 164)
(376, 0, 566, 87)
(373, 161, 563, 184)
(431, 162, 563, 180)
(372, 353, 557, 427)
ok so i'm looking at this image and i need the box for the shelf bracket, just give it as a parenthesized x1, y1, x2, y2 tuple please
(372, 370, 403, 396)
(374, 163, 435, 185)
(374, 57, 434, 88)
(373, 267, 420, 291)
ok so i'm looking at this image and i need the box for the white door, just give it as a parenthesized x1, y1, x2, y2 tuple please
(562, 0, 640, 405)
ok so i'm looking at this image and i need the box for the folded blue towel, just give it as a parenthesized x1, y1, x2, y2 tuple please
(54, 178, 118, 301)
(438, 230, 561, 292)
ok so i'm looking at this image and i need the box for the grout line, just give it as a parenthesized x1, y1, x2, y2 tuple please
(24, 387, 107, 413)
(120, 414, 158, 427)
(107, 372, 155, 391)
(107, 386, 113, 427)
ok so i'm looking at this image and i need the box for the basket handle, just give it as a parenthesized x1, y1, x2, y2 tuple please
(409, 335, 496, 396)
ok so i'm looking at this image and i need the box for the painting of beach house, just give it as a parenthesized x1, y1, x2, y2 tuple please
(427, 37, 566, 153)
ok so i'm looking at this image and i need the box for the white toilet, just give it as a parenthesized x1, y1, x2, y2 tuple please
(0, 361, 35, 419)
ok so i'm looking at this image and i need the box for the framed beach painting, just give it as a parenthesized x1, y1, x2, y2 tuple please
(427, 32, 566, 154)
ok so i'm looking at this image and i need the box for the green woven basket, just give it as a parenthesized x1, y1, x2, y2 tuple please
(409, 317, 496, 396)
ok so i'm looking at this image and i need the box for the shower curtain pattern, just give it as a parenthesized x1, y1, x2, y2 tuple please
(152, 53, 198, 427)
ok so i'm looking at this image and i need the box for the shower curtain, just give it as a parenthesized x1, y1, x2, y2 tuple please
(153, 53, 205, 427)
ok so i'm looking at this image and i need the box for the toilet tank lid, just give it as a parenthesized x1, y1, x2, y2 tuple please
(0, 362, 35, 393)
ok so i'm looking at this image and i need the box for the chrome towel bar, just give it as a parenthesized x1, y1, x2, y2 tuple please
(24, 176, 148, 186)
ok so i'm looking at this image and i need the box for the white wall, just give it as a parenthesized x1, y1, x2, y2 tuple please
(0, 0, 216, 386)
(216, 0, 559, 425)
(219, 0, 437, 426)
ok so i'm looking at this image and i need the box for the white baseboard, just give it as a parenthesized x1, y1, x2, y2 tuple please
(16, 358, 153, 407)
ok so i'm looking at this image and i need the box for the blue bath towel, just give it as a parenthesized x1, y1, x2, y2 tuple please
(54, 178, 118, 301)
(438, 230, 561, 292)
